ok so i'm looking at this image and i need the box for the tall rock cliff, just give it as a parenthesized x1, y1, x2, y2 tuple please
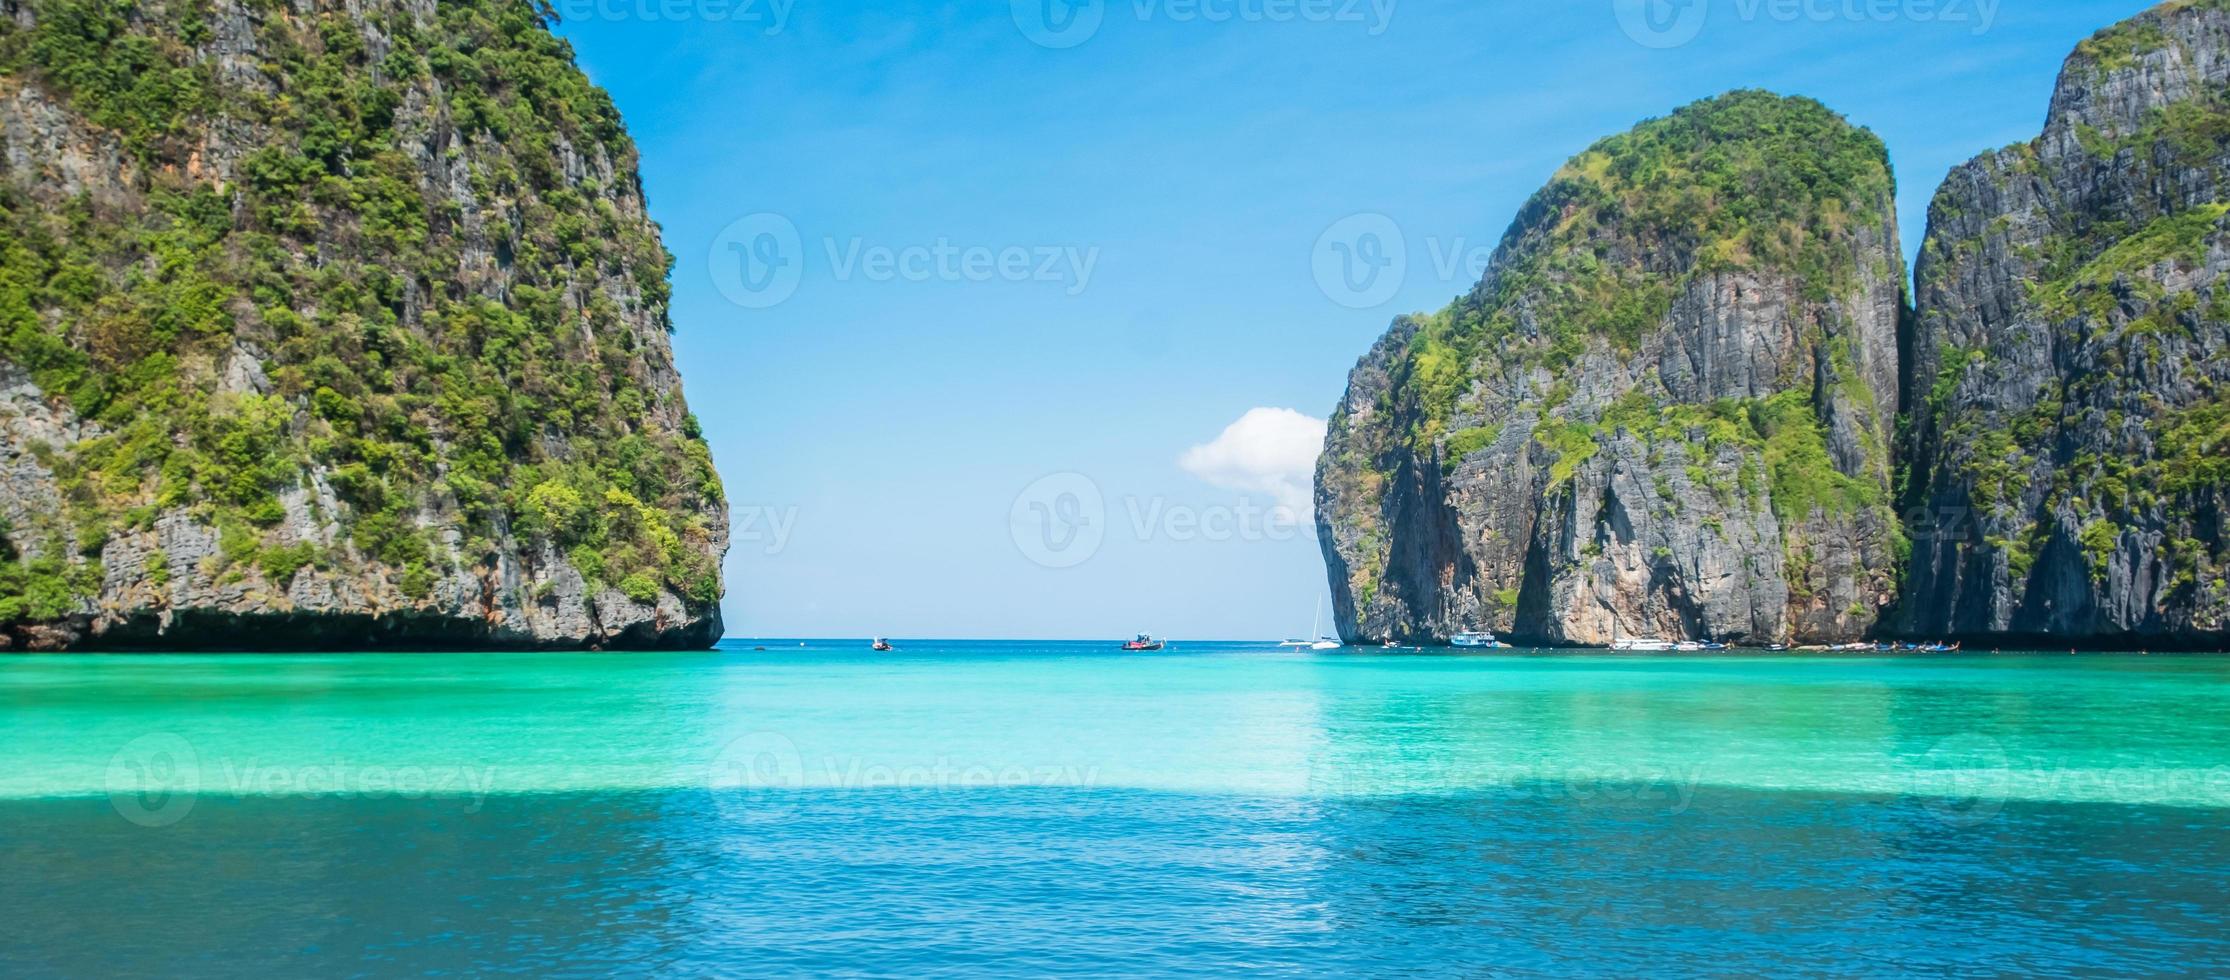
(1901, 0, 2230, 645)
(1316, 92, 1905, 646)
(0, 0, 726, 649)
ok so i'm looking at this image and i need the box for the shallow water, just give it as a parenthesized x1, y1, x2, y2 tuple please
(3, 642, 2227, 974)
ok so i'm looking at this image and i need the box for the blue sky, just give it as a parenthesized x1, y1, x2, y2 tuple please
(552, 0, 2154, 640)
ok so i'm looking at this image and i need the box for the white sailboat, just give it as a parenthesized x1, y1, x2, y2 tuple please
(1281, 595, 1343, 650)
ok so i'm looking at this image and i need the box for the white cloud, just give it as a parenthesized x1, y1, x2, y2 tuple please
(1178, 407, 1328, 521)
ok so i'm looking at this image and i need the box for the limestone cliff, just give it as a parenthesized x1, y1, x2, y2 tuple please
(1316, 92, 1905, 646)
(0, 0, 725, 649)
(1900, 0, 2230, 645)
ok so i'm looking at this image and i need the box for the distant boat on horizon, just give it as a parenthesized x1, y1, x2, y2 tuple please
(871, 638, 893, 652)
(1121, 633, 1165, 651)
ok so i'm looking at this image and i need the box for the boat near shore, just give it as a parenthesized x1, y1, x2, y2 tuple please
(1282, 596, 1343, 650)
(1795, 641, 1965, 652)
(1610, 635, 1730, 652)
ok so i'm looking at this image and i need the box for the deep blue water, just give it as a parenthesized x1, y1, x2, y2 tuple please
(4, 789, 2228, 975)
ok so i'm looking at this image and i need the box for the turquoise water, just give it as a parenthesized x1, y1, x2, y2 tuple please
(4, 641, 2229, 973)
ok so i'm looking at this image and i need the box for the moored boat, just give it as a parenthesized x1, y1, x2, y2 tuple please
(1450, 631, 1505, 648)
(1289, 597, 1341, 651)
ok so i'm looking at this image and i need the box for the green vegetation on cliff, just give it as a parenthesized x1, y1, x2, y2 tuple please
(1393, 91, 1897, 455)
(0, 0, 722, 623)
(2073, 0, 2230, 77)
(1897, 0, 2230, 637)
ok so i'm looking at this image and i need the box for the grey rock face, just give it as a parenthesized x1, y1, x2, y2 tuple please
(1901, 1, 2230, 645)
(1317, 92, 1904, 646)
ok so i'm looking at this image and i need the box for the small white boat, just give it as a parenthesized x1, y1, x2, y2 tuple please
(1612, 638, 1676, 652)
(1287, 596, 1342, 651)
(1450, 631, 1503, 648)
